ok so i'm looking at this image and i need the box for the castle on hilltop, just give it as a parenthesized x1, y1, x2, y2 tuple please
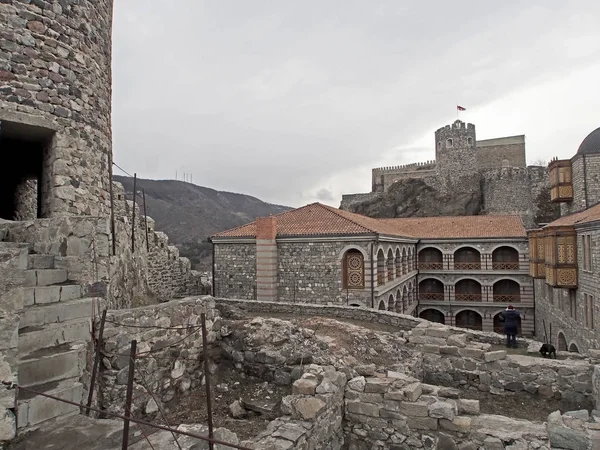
(341, 120, 551, 228)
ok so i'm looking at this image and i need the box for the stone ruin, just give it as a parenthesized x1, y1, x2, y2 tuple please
(9, 296, 600, 449)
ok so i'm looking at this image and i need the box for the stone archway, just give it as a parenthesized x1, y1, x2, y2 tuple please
(569, 343, 580, 353)
(557, 332, 567, 352)
(388, 294, 395, 312)
(378, 300, 386, 310)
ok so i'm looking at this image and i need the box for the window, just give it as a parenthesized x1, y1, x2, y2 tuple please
(446, 138, 453, 148)
(343, 250, 365, 289)
(467, 137, 473, 146)
(547, 284, 554, 305)
(584, 293, 594, 329)
(569, 290, 577, 320)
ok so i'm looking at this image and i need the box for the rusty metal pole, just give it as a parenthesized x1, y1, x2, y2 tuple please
(109, 160, 116, 256)
(122, 339, 137, 450)
(86, 309, 107, 415)
(201, 313, 214, 450)
(143, 189, 150, 253)
(131, 173, 137, 253)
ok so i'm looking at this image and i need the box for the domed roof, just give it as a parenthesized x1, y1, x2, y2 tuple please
(577, 127, 600, 155)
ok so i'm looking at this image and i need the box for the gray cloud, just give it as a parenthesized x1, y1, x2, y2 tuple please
(315, 188, 334, 202)
(111, 0, 600, 207)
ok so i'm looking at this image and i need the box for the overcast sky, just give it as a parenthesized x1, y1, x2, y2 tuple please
(111, 1, 600, 208)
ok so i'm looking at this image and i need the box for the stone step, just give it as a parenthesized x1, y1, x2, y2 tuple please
(27, 254, 55, 270)
(23, 285, 83, 307)
(19, 344, 86, 387)
(20, 297, 93, 329)
(17, 379, 83, 429)
(24, 269, 68, 287)
(18, 319, 91, 354)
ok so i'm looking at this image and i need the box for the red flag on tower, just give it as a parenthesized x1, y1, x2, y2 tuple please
(457, 105, 466, 111)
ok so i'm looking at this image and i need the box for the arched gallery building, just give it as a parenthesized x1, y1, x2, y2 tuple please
(211, 203, 533, 336)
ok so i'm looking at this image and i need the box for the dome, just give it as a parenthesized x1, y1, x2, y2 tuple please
(577, 127, 600, 155)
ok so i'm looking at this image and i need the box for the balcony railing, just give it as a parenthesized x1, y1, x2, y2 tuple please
(377, 273, 385, 285)
(419, 262, 443, 270)
(419, 292, 444, 301)
(492, 261, 519, 270)
(454, 262, 481, 270)
(454, 293, 482, 302)
(387, 269, 394, 281)
(493, 294, 521, 303)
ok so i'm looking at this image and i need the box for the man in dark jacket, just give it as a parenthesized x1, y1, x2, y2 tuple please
(500, 305, 520, 348)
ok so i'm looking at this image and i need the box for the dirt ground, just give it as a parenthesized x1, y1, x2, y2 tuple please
(159, 361, 291, 441)
(461, 388, 561, 423)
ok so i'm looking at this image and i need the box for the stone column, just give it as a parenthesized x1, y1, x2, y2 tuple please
(256, 217, 278, 302)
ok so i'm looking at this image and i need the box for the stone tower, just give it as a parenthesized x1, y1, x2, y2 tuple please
(0, 0, 114, 219)
(435, 120, 479, 193)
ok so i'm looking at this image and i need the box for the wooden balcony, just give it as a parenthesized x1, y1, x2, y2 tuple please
(454, 262, 481, 270)
(454, 293, 482, 302)
(492, 294, 521, 303)
(419, 292, 444, 301)
(492, 261, 519, 270)
(418, 262, 443, 270)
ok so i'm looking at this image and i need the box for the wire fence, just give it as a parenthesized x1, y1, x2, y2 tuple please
(3, 312, 251, 450)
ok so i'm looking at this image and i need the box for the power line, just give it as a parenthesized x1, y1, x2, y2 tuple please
(112, 161, 134, 178)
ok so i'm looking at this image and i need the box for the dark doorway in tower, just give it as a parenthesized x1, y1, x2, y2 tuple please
(493, 312, 522, 335)
(419, 309, 445, 325)
(0, 119, 55, 220)
(455, 310, 482, 331)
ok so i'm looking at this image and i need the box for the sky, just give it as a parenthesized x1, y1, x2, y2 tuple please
(111, 1, 600, 208)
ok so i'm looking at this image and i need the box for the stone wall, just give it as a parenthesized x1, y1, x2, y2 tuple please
(99, 297, 219, 416)
(481, 166, 548, 228)
(0, 0, 114, 217)
(476, 136, 526, 169)
(410, 322, 595, 409)
(0, 242, 27, 444)
(277, 241, 373, 306)
(344, 372, 548, 449)
(252, 365, 347, 449)
(340, 192, 382, 210)
(213, 243, 256, 299)
(13, 179, 37, 221)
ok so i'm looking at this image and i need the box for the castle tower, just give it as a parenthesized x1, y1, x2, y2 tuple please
(435, 120, 479, 193)
(0, 0, 114, 219)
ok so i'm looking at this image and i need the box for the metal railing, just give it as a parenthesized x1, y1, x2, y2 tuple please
(492, 261, 520, 270)
(493, 294, 521, 303)
(454, 293, 482, 302)
(454, 262, 481, 270)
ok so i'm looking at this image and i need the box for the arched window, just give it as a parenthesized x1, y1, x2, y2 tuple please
(378, 300, 386, 310)
(454, 247, 481, 270)
(419, 248, 443, 270)
(395, 249, 401, 278)
(569, 343, 579, 353)
(456, 310, 482, 331)
(396, 289, 402, 313)
(493, 279, 520, 303)
(446, 138, 453, 148)
(455, 279, 482, 301)
(419, 279, 444, 301)
(377, 249, 385, 286)
(388, 294, 395, 312)
(387, 249, 395, 281)
(402, 248, 408, 274)
(343, 249, 365, 289)
(419, 309, 445, 325)
(492, 247, 519, 270)
(467, 137, 473, 146)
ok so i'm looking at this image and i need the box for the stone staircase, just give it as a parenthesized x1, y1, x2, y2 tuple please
(17, 252, 94, 430)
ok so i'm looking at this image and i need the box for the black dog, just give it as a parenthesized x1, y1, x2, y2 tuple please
(539, 343, 556, 359)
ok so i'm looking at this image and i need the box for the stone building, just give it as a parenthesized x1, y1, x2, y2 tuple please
(529, 126, 600, 353)
(211, 203, 533, 335)
(341, 120, 549, 228)
(0, 0, 207, 439)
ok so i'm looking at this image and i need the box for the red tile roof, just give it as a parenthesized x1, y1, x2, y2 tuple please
(545, 202, 600, 227)
(212, 203, 526, 240)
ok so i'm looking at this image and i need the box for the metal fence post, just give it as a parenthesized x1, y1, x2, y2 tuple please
(86, 309, 107, 415)
(122, 339, 137, 450)
(201, 314, 214, 450)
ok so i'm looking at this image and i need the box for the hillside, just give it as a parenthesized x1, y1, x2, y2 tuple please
(114, 176, 290, 269)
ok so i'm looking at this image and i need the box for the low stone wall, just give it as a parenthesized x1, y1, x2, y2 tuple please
(98, 297, 219, 416)
(409, 321, 595, 408)
(344, 372, 548, 449)
(547, 409, 600, 450)
(250, 364, 347, 450)
(215, 297, 543, 349)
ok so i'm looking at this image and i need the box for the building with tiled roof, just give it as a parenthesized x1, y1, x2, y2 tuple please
(211, 204, 533, 335)
(528, 126, 600, 353)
